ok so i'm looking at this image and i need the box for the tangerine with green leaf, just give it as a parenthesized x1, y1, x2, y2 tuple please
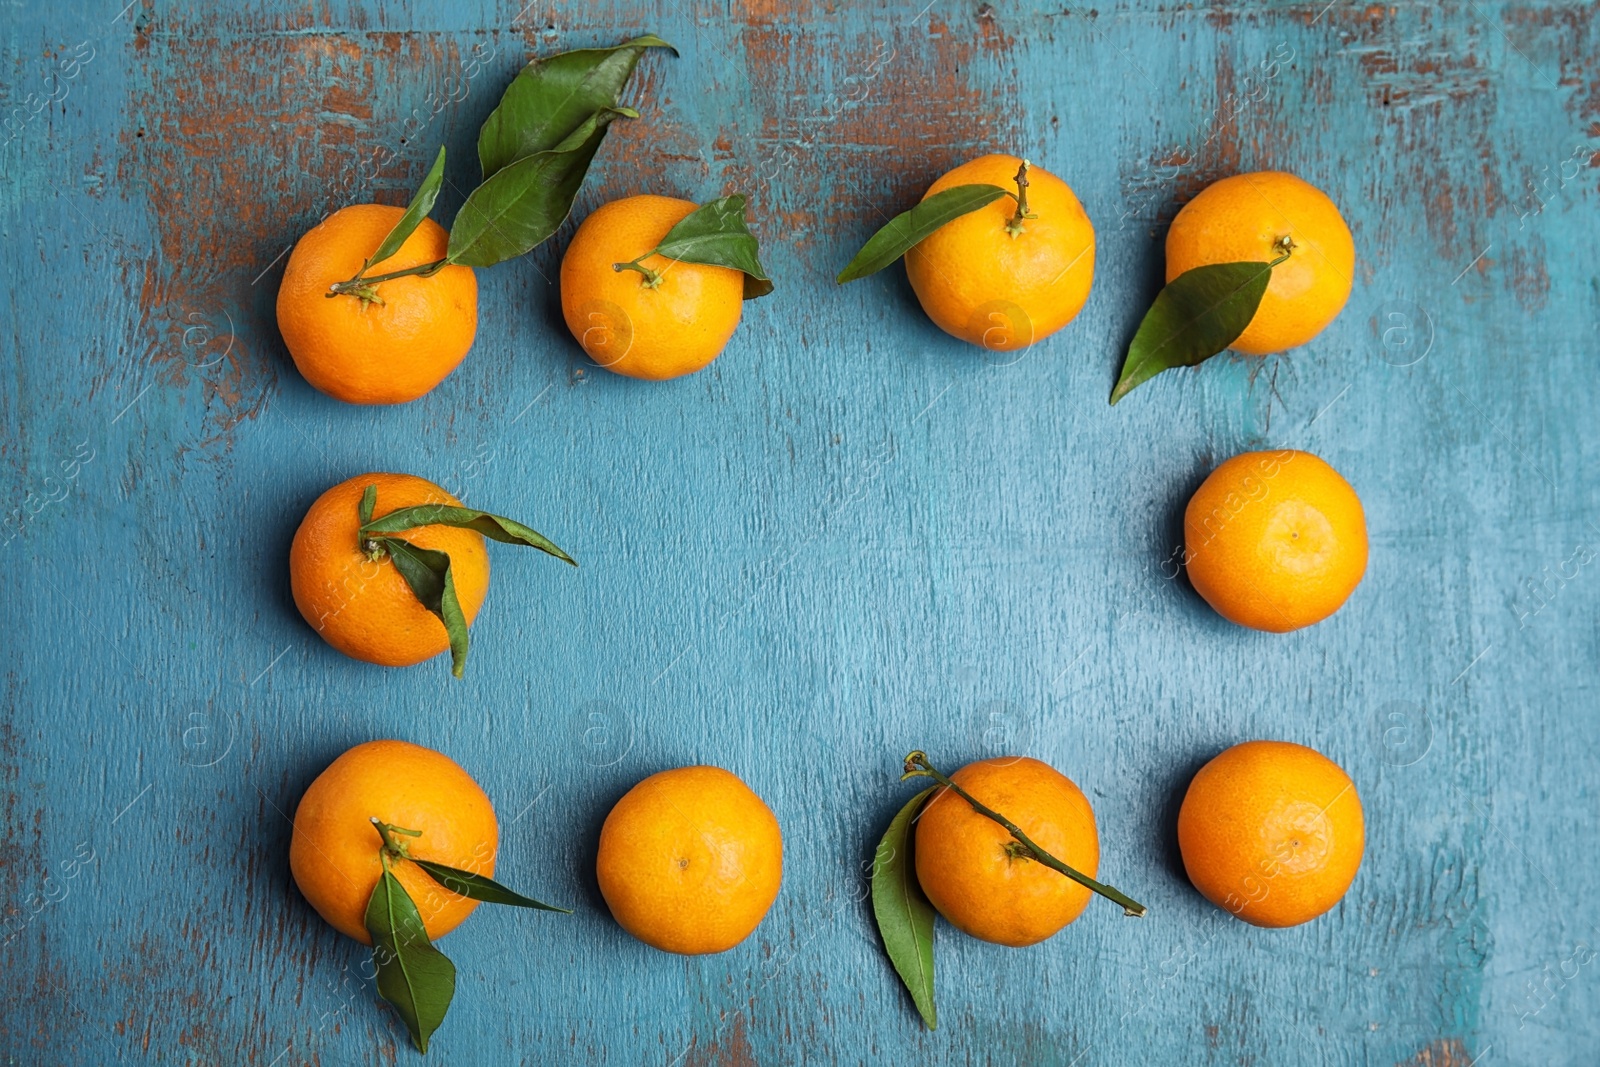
(839, 154, 1095, 352)
(289, 472, 573, 678)
(277, 202, 479, 405)
(289, 739, 499, 944)
(870, 751, 1144, 1028)
(560, 194, 772, 380)
(1164, 171, 1354, 356)
(1111, 171, 1355, 403)
(913, 756, 1101, 947)
(291, 473, 489, 671)
(291, 739, 568, 1052)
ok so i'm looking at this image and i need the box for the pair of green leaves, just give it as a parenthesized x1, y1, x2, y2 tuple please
(347, 36, 674, 287)
(345, 36, 773, 303)
(836, 183, 1013, 284)
(1109, 255, 1288, 404)
(364, 823, 569, 1053)
(358, 485, 575, 679)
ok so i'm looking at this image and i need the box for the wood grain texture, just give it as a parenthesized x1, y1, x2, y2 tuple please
(2, 0, 1597, 1063)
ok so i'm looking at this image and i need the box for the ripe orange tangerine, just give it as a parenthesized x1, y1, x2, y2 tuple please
(277, 205, 478, 404)
(1177, 740, 1364, 927)
(595, 766, 782, 954)
(289, 739, 500, 944)
(1184, 449, 1367, 633)
(913, 757, 1100, 947)
(289, 473, 490, 669)
(1165, 171, 1354, 355)
(904, 154, 1095, 352)
(560, 195, 746, 380)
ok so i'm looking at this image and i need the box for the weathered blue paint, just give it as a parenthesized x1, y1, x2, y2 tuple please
(2, 0, 1596, 1063)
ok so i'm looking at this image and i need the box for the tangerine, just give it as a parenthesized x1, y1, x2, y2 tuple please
(595, 766, 782, 954)
(913, 757, 1100, 947)
(290, 739, 499, 944)
(560, 195, 745, 380)
(1184, 449, 1367, 632)
(277, 204, 478, 404)
(904, 154, 1095, 352)
(1177, 740, 1364, 927)
(289, 473, 489, 669)
(1164, 172, 1354, 355)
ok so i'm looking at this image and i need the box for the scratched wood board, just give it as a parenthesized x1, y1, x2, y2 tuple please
(2, 0, 1596, 1063)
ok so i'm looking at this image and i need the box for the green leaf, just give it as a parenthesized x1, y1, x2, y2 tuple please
(412, 859, 573, 913)
(364, 869, 457, 1053)
(871, 786, 937, 1030)
(366, 146, 447, 272)
(358, 484, 376, 527)
(362, 505, 575, 566)
(1110, 260, 1276, 404)
(447, 109, 625, 268)
(650, 195, 773, 299)
(477, 35, 675, 180)
(379, 537, 471, 678)
(836, 184, 1010, 284)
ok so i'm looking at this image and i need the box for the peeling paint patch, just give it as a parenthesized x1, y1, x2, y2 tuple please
(682, 1013, 757, 1067)
(727, 11, 1020, 260)
(119, 17, 472, 448)
(1397, 1037, 1476, 1066)
(1507, 242, 1551, 312)
(1119, 44, 1264, 234)
(1358, 48, 1490, 111)
(1346, 15, 1505, 262)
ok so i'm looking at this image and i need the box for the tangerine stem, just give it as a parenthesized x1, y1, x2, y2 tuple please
(901, 750, 1147, 917)
(327, 257, 451, 299)
(371, 817, 422, 857)
(612, 257, 664, 289)
(1005, 159, 1037, 237)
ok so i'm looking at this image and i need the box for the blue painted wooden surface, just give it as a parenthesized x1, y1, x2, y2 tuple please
(2, 1, 1597, 1063)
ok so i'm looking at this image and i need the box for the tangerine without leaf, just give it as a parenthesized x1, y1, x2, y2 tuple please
(904, 154, 1095, 352)
(1177, 740, 1364, 928)
(277, 204, 478, 404)
(1184, 449, 1367, 633)
(1164, 171, 1354, 356)
(290, 739, 500, 944)
(595, 765, 782, 954)
(913, 756, 1100, 947)
(559, 195, 746, 380)
(289, 472, 489, 670)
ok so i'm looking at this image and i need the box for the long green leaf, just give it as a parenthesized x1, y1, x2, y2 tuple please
(477, 35, 675, 180)
(362, 505, 575, 565)
(412, 859, 573, 913)
(379, 537, 471, 678)
(366, 146, 447, 271)
(651, 194, 773, 299)
(871, 786, 937, 1030)
(358, 483, 376, 527)
(447, 109, 624, 268)
(1110, 260, 1276, 404)
(836, 184, 1009, 283)
(364, 869, 457, 1053)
